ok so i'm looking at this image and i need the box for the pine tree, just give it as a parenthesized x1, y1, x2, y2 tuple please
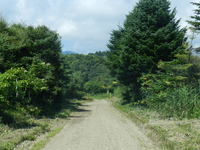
(188, 2, 200, 32)
(107, 0, 186, 102)
(187, 1, 200, 58)
(107, 28, 124, 77)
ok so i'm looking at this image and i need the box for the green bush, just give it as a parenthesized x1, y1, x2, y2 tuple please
(0, 108, 31, 127)
(0, 18, 73, 126)
(140, 54, 200, 119)
(143, 85, 200, 118)
(84, 80, 107, 94)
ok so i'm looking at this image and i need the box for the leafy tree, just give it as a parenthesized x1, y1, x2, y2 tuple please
(64, 52, 115, 95)
(0, 68, 47, 111)
(107, 0, 186, 102)
(0, 18, 71, 122)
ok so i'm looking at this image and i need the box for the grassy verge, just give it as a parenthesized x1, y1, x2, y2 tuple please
(0, 119, 50, 150)
(0, 99, 85, 150)
(30, 127, 63, 150)
(112, 97, 200, 150)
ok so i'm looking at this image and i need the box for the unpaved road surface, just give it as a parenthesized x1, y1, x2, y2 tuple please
(43, 100, 158, 150)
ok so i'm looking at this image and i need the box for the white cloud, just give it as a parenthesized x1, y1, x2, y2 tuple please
(72, 0, 133, 17)
(0, 0, 136, 53)
(16, 0, 26, 9)
(57, 21, 78, 37)
(0, 0, 198, 53)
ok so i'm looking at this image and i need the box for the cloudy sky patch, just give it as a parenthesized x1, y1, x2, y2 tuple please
(0, 0, 198, 53)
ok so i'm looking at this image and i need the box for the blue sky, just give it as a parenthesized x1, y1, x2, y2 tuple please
(0, 0, 198, 54)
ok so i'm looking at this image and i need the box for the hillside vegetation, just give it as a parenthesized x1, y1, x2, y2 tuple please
(0, 18, 72, 124)
(0, 18, 112, 150)
(1, 0, 200, 149)
(107, 0, 200, 149)
(64, 52, 115, 96)
(107, 0, 200, 119)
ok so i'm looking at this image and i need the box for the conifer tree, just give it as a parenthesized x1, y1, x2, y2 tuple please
(107, 0, 186, 102)
(188, 1, 200, 32)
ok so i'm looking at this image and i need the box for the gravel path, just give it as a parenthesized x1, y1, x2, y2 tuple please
(43, 100, 159, 150)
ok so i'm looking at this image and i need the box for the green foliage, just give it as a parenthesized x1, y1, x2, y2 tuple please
(141, 84, 200, 118)
(188, 1, 200, 32)
(64, 52, 115, 96)
(0, 18, 71, 124)
(107, 0, 186, 102)
(140, 54, 200, 118)
(0, 108, 30, 127)
(0, 68, 47, 107)
(107, 0, 200, 119)
(84, 80, 106, 93)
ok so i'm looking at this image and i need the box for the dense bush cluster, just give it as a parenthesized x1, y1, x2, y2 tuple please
(0, 17, 115, 125)
(0, 18, 71, 124)
(140, 54, 200, 118)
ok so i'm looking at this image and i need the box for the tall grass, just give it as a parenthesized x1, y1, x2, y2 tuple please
(146, 85, 200, 119)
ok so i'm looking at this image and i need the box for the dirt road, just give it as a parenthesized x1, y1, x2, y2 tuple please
(43, 100, 158, 150)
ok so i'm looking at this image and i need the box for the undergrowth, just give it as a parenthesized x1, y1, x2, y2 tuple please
(142, 85, 200, 119)
(0, 99, 83, 150)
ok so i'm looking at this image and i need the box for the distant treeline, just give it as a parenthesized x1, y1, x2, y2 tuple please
(63, 52, 115, 96)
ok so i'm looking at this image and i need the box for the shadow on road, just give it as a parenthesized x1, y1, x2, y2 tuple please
(69, 103, 92, 119)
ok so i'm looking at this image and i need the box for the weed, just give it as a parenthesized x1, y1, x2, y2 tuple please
(112, 98, 200, 150)
(30, 127, 63, 150)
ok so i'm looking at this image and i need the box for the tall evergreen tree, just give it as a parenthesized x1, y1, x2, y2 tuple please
(188, 1, 200, 32)
(107, 0, 186, 102)
(107, 28, 124, 77)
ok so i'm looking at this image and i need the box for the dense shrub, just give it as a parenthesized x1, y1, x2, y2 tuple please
(0, 68, 47, 106)
(140, 54, 200, 118)
(141, 84, 200, 118)
(0, 18, 71, 124)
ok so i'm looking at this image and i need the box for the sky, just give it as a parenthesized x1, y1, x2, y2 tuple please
(0, 0, 199, 54)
